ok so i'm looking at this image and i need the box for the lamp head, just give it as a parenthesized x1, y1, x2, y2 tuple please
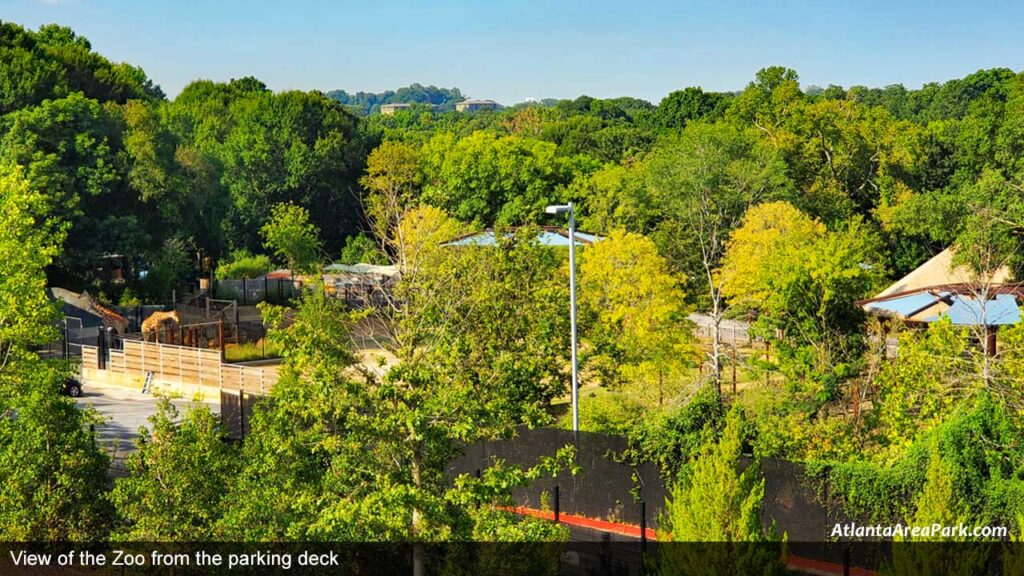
(545, 204, 570, 215)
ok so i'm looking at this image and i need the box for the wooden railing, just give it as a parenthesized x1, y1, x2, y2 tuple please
(81, 339, 277, 395)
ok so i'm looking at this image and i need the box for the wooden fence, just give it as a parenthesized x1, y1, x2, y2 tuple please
(81, 339, 278, 395)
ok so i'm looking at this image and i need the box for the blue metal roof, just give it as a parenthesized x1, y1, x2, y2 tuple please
(864, 291, 946, 317)
(443, 229, 601, 247)
(923, 294, 1022, 326)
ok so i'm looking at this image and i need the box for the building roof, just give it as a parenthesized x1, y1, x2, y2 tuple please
(859, 247, 1019, 326)
(876, 248, 1011, 298)
(324, 263, 399, 275)
(48, 287, 127, 331)
(457, 99, 497, 105)
(442, 226, 602, 247)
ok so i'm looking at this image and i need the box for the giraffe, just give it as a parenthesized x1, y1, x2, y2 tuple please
(141, 310, 180, 343)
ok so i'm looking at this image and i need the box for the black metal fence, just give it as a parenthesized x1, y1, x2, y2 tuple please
(214, 277, 301, 306)
(217, 404, 844, 541)
(213, 277, 392, 309)
(454, 428, 667, 529)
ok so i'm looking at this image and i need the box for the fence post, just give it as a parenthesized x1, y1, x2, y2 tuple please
(242, 277, 247, 306)
(61, 321, 69, 360)
(239, 390, 245, 440)
(732, 346, 737, 395)
(264, 276, 268, 304)
(219, 320, 225, 361)
(554, 485, 560, 523)
(640, 500, 648, 553)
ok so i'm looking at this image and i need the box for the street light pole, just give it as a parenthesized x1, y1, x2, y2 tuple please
(546, 202, 580, 433)
(567, 203, 579, 433)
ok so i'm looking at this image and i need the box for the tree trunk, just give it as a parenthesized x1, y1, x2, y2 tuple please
(411, 452, 425, 576)
(709, 292, 723, 397)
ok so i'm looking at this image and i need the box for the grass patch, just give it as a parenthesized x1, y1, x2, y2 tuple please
(224, 339, 283, 362)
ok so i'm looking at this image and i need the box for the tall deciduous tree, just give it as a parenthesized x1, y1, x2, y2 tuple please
(646, 122, 792, 394)
(223, 210, 572, 575)
(578, 230, 696, 405)
(0, 165, 111, 540)
(719, 201, 885, 405)
(261, 202, 323, 274)
(360, 140, 421, 264)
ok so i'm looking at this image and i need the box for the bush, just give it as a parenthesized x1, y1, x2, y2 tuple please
(817, 394, 1024, 526)
(623, 385, 726, 475)
(338, 233, 388, 265)
(216, 250, 273, 280)
(556, 389, 643, 435)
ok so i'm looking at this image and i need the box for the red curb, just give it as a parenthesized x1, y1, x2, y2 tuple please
(499, 506, 659, 540)
(501, 506, 879, 576)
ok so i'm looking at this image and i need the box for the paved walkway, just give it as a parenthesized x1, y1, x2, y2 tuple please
(73, 381, 219, 455)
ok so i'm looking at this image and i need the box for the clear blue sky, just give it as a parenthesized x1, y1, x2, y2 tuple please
(6, 0, 1024, 104)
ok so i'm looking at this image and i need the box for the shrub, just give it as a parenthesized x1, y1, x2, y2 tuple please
(338, 233, 388, 265)
(623, 385, 726, 475)
(556, 389, 643, 435)
(215, 250, 273, 280)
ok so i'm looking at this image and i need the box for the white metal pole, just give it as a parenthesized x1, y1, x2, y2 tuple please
(568, 202, 579, 433)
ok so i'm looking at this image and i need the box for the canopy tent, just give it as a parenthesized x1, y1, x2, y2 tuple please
(323, 263, 399, 276)
(442, 227, 602, 247)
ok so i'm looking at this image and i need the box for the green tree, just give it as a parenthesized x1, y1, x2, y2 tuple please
(360, 139, 421, 257)
(219, 90, 365, 253)
(0, 165, 111, 541)
(0, 93, 137, 284)
(578, 230, 695, 405)
(874, 319, 974, 449)
(260, 202, 323, 274)
(645, 122, 792, 392)
(221, 248, 573, 575)
(419, 131, 582, 226)
(720, 201, 885, 405)
(111, 398, 239, 540)
(659, 409, 783, 575)
(338, 233, 388, 265)
(885, 443, 989, 576)
(0, 165, 65, 362)
(655, 87, 729, 129)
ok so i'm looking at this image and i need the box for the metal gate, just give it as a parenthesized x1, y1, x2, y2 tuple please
(63, 316, 84, 358)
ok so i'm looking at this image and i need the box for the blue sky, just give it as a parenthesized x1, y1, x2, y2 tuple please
(5, 0, 1024, 104)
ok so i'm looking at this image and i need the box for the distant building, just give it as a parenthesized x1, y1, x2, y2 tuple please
(380, 103, 414, 115)
(455, 99, 498, 112)
(442, 227, 602, 247)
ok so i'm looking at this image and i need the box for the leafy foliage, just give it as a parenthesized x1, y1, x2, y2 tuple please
(214, 249, 274, 279)
(260, 202, 323, 274)
(111, 399, 239, 540)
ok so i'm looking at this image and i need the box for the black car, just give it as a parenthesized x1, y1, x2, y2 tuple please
(62, 377, 83, 398)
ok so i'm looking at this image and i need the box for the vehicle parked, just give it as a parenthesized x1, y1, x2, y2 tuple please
(63, 377, 83, 398)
